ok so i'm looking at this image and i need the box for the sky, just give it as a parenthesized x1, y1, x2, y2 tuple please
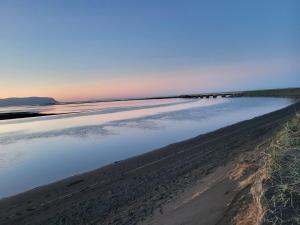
(1, 0, 299, 101)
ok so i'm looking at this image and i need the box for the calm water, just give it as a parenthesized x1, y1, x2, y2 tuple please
(0, 97, 294, 198)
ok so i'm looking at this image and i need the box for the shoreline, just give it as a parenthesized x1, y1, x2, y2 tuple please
(0, 112, 56, 121)
(0, 101, 299, 225)
(1, 87, 298, 121)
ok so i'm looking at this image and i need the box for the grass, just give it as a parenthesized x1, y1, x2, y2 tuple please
(240, 87, 300, 98)
(228, 105, 300, 225)
(262, 113, 300, 225)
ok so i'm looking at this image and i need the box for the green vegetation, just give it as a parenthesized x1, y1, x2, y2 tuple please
(263, 113, 300, 225)
(241, 87, 300, 98)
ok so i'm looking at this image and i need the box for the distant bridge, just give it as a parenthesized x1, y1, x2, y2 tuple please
(179, 92, 243, 99)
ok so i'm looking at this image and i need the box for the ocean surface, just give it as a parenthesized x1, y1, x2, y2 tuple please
(0, 97, 295, 198)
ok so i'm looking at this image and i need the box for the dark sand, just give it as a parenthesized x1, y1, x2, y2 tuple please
(0, 102, 299, 225)
(0, 112, 54, 120)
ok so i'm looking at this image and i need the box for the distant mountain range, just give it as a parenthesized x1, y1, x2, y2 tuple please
(0, 97, 58, 107)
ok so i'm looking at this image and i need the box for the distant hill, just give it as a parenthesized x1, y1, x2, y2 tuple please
(0, 97, 58, 107)
(240, 87, 300, 98)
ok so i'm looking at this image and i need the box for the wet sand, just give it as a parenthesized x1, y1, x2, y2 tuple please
(0, 101, 299, 225)
(0, 112, 55, 120)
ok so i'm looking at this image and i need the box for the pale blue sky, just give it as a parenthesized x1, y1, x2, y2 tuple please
(1, 0, 299, 100)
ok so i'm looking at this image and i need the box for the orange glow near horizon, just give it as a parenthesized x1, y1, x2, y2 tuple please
(1, 59, 299, 102)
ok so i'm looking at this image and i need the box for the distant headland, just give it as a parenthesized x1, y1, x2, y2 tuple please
(0, 97, 58, 107)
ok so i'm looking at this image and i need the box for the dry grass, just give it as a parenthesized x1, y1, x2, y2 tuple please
(262, 113, 300, 225)
(231, 141, 270, 225)
(232, 113, 300, 225)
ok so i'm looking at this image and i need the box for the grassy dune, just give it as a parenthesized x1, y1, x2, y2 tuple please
(262, 113, 300, 225)
(233, 111, 300, 225)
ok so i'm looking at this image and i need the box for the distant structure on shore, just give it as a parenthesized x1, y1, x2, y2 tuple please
(0, 97, 58, 107)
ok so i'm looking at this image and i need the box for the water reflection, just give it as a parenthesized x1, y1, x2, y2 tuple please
(0, 98, 191, 114)
(0, 97, 294, 198)
(0, 98, 221, 139)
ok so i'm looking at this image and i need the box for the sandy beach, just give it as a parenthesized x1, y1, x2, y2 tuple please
(0, 101, 298, 225)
